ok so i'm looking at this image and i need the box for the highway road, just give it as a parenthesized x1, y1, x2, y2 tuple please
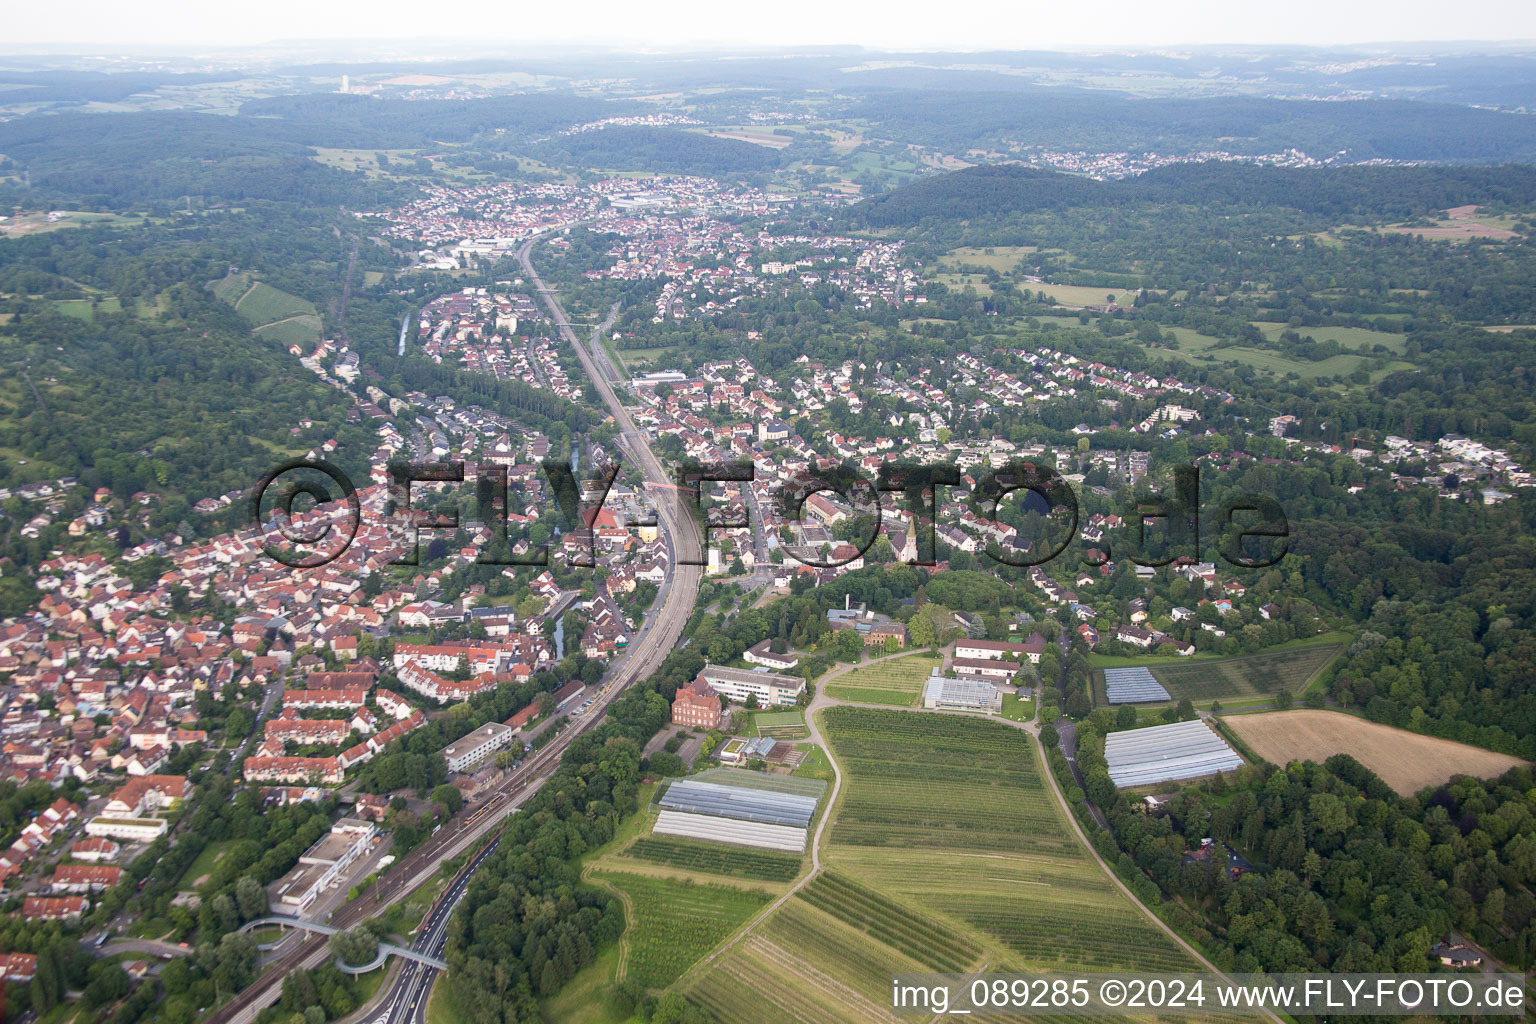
(368, 834, 502, 1024)
(204, 233, 703, 1024)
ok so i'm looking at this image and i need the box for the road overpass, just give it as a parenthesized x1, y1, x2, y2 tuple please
(204, 230, 703, 1024)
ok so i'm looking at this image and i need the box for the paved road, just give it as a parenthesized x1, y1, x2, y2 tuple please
(205, 235, 703, 1024)
(364, 835, 500, 1024)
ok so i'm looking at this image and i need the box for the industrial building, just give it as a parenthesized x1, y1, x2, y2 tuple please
(922, 671, 1003, 714)
(1103, 666, 1172, 704)
(1103, 720, 1243, 788)
(440, 722, 514, 774)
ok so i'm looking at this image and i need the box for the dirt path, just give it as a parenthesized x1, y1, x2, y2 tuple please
(677, 665, 1279, 1022)
(582, 864, 635, 983)
(254, 312, 317, 329)
(676, 688, 845, 986)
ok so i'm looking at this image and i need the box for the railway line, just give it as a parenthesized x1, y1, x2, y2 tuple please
(205, 231, 702, 1024)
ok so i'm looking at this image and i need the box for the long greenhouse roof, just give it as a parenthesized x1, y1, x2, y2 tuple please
(658, 778, 819, 828)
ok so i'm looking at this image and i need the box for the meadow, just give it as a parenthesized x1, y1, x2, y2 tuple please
(822, 655, 932, 707)
(1252, 321, 1408, 353)
(937, 245, 1039, 273)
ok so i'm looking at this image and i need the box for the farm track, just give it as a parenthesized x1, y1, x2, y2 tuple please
(677, 681, 1282, 1024)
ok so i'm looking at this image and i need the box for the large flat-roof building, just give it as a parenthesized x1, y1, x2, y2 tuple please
(922, 671, 1003, 714)
(698, 665, 804, 708)
(440, 722, 514, 774)
(269, 818, 376, 913)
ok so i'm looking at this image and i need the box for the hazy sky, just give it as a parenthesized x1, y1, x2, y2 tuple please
(9, 0, 1536, 50)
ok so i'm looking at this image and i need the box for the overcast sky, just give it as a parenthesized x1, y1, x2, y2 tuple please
(8, 0, 1536, 51)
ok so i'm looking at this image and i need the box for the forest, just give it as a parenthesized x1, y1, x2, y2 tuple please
(849, 161, 1536, 228)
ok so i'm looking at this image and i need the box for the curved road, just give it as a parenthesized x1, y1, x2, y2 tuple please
(205, 236, 703, 1024)
(679, 658, 1280, 1024)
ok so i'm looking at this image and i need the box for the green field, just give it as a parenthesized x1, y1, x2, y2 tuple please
(210, 272, 323, 347)
(592, 871, 772, 990)
(753, 709, 808, 740)
(178, 839, 239, 889)
(254, 315, 324, 347)
(53, 296, 123, 320)
(938, 245, 1038, 273)
(823, 655, 932, 707)
(1033, 282, 1141, 307)
(236, 281, 317, 324)
(1093, 637, 1346, 705)
(685, 709, 1204, 1023)
(621, 837, 803, 882)
(1252, 321, 1408, 353)
(1000, 693, 1035, 722)
(1164, 325, 1225, 350)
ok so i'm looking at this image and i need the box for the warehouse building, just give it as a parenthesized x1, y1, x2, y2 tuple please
(1103, 666, 1171, 704)
(1103, 720, 1243, 788)
(922, 671, 1002, 714)
(440, 722, 514, 774)
(697, 665, 805, 707)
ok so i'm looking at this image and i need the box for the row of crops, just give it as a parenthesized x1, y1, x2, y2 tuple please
(596, 871, 773, 990)
(797, 870, 980, 972)
(823, 707, 1070, 851)
(622, 836, 804, 881)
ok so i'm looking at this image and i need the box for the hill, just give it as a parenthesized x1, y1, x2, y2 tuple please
(849, 161, 1536, 227)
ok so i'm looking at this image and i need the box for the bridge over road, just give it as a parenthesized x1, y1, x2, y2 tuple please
(237, 916, 448, 971)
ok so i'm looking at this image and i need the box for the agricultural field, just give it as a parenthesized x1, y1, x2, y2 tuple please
(621, 836, 803, 882)
(589, 871, 772, 990)
(684, 709, 1204, 1022)
(754, 709, 808, 740)
(1225, 709, 1528, 796)
(1093, 637, 1346, 706)
(696, 126, 796, 149)
(822, 655, 933, 707)
(210, 272, 323, 346)
(254, 315, 325, 347)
